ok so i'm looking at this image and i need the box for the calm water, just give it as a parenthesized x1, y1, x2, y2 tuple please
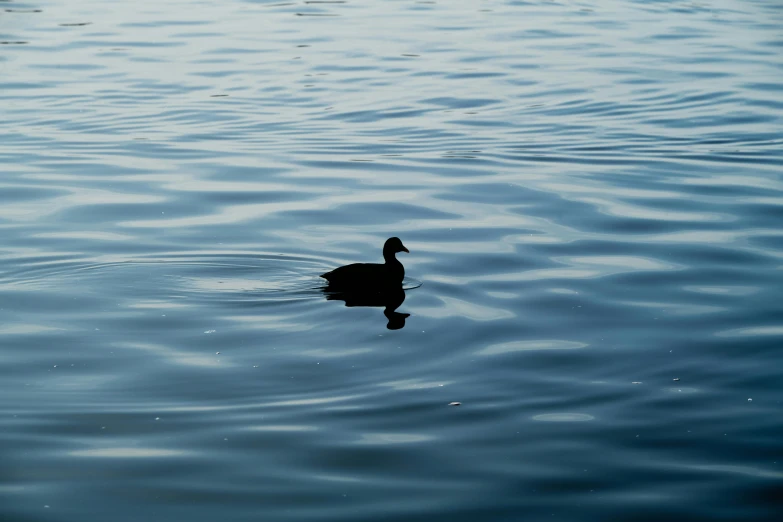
(1, 0, 782, 520)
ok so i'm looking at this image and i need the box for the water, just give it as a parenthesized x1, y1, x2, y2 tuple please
(1, 0, 782, 520)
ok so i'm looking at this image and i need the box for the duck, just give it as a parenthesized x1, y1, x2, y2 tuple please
(321, 237, 409, 291)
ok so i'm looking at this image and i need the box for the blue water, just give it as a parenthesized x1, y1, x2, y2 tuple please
(1, 0, 782, 520)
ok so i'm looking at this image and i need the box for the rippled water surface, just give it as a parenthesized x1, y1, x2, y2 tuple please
(2, 0, 782, 520)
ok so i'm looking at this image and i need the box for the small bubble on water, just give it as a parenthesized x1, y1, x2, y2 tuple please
(748, 398, 752, 402)
(155, 417, 160, 421)
(216, 352, 220, 355)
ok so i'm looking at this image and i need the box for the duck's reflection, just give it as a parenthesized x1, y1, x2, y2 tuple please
(323, 285, 409, 330)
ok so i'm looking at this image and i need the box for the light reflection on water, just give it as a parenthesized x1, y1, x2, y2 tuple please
(1, 0, 782, 521)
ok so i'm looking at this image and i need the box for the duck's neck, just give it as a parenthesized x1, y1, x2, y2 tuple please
(383, 250, 404, 280)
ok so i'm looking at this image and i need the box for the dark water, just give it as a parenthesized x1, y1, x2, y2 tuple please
(2, 0, 782, 520)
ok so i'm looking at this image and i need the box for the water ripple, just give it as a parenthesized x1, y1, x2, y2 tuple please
(1, 0, 782, 521)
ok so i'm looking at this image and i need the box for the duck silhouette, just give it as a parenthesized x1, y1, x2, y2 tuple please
(320, 237, 409, 292)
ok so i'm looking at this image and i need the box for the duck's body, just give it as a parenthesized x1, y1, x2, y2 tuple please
(321, 237, 409, 292)
(321, 262, 402, 289)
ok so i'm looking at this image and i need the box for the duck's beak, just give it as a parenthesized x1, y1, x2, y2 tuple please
(400, 245, 409, 253)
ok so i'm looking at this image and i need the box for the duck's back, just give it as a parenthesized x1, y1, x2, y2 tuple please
(321, 262, 385, 283)
(321, 262, 400, 290)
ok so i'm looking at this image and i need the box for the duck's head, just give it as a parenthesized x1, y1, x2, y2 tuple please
(384, 237, 409, 256)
